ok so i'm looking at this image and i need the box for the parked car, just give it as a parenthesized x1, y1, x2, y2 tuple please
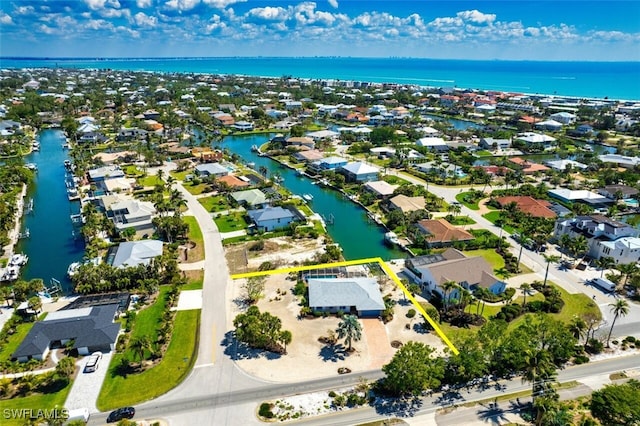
(83, 352, 102, 373)
(107, 407, 135, 423)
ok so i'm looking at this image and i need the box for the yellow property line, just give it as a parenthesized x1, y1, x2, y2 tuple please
(231, 257, 459, 355)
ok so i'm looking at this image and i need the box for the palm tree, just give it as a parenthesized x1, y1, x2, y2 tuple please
(336, 315, 362, 352)
(616, 262, 639, 287)
(28, 296, 42, 315)
(558, 234, 573, 260)
(542, 254, 561, 288)
(596, 256, 616, 278)
(156, 168, 165, 184)
(520, 283, 532, 305)
(441, 280, 458, 310)
(129, 336, 154, 365)
(606, 299, 630, 347)
(279, 330, 292, 355)
(569, 317, 587, 343)
(521, 349, 557, 426)
(570, 235, 589, 267)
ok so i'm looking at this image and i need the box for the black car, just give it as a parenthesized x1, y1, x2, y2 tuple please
(107, 407, 135, 423)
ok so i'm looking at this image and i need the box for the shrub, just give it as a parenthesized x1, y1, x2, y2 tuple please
(259, 261, 274, 271)
(574, 355, 590, 364)
(259, 403, 275, 419)
(292, 280, 307, 297)
(495, 303, 524, 322)
(585, 338, 604, 354)
(328, 391, 337, 397)
(249, 240, 265, 251)
(406, 309, 416, 319)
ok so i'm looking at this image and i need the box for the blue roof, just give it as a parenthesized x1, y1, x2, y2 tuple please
(247, 206, 295, 223)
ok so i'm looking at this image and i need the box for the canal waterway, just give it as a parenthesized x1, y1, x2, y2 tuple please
(17, 129, 84, 292)
(216, 134, 405, 261)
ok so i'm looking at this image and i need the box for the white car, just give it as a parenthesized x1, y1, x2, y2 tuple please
(84, 352, 102, 373)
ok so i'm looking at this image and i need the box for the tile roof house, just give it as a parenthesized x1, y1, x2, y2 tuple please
(111, 240, 163, 268)
(404, 248, 506, 300)
(216, 175, 250, 188)
(388, 194, 426, 213)
(12, 304, 121, 362)
(508, 157, 550, 175)
(415, 219, 474, 247)
(247, 206, 297, 232)
(308, 277, 385, 317)
(495, 196, 557, 219)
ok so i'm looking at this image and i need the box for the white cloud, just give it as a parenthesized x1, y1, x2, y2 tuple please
(15, 6, 35, 15)
(328, 0, 338, 9)
(202, 0, 246, 8)
(165, 0, 200, 11)
(247, 6, 288, 21)
(457, 10, 496, 24)
(84, 0, 108, 10)
(205, 14, 227, 33)
(0, 12, 13, 25)
(134, 12, 158, 27)
(137, 0, 153, 7)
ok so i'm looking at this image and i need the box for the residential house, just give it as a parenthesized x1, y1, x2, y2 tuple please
(191, 148, 224, 163)
(550, 111, 577, 124)
(363, 181, 398, 198)
(306, 130, 339, 142)
(548, 188, 613, 210)
(515, 132, 556, 150)
(111, 240, 163, 268)
(598, 154, 640, 169)
(508, 157, 550, 175)
(88, 165, 125, 182)
(534, 120, 563, 132)
(231, 189, 269, 209)
(307, 277, 385, 317)
(233, 121, 254, 131)
(194, 162, 229, 178)
(339, 162, 380, 183)
(598, 185, 639, 201)
(316, 156, 348, 170)
(553, 215, 640, 264)
(217, 175, 250, 188)
(414, 219, 474, 247)
(12, 304, 121, 362)
(387, 194, 426, 214)
(285, 136, 315, 150)
(479, 137, 511, 150)
(247, 206, 298, 232)
(495, 196, 557, 219)
(544, 159, 588, 171)
(416, 137, 448, 152)
(100, 195, 157, 233)
(404, 248, 506, 299)
(292, 149, 324, 163)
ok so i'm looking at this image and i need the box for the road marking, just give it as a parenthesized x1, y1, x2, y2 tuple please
(194, 363, 215, 369)
(230, 257, 459, 355)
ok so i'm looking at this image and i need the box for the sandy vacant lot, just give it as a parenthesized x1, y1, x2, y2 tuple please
(225, 237, 325, 274)
(228, 267, 446, 383)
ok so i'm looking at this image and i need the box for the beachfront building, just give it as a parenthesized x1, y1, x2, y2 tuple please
(553, 215, 640, 264)
(12, 305, 121, 362)
(307, 277, 385, 317)
(404, 248, 506, 300)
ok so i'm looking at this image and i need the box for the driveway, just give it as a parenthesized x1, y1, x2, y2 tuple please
(65, 352, 113, 413)
(361, 318, 393, 369)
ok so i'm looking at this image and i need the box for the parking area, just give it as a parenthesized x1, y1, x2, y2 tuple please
(65, 351, 113, 413)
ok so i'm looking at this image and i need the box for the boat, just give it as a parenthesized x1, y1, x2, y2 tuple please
(296, 169, 305, 176)
(9, 253, 28, 266)
(32, 141, 40, 151)
(25, 163, 37, 172)
(247, 162, 256, 168)
(384, 231, 400, 246)
(0, 265, 20, 282)
(67, 262, 81, 277)
(302, 194, 314, 201)
(64, 159, 72, 169)
(251, 144, 259, 152)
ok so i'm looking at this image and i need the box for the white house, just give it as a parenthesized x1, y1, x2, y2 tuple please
(550, 112, 577, 124)
(307, 277, 385, 317)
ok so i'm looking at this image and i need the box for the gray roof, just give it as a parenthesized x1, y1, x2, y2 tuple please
(231, 189, 267, 206)
(88, 165, 125, 181)
(308, 277, 385, 312)
(12, 305, 121, 359)
(111, 240, 163, 268)
(195, 162, 228, 175)
(247, 206, 295, 223)
(340, 162, 380, 175)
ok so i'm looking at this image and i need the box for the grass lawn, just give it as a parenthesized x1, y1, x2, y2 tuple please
(449, 215, 476, 226)
(475, 150, 494, 157)
(184, 182, 211, 195)
(0, 320, 36, 362)
(182, 271, 204, 290)
(97, 309, 200, 411)
(123, 165, 144, 176)
(182, 216, 204, 262)
(0, 381, 73, 426)
(137, 175, 163, 188)
(455, 192, 481, 210)
(464, 249, 505, 270)
(214, 212, 249, 233)
(482, 211, 516, 234)
(549, 282, 601, 323)
(198, 195, 232, 212)
(129, 286, 170, 348)
(169, 170, 191, 181)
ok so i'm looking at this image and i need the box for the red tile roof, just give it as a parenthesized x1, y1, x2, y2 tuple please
(495, 196, 556, 218)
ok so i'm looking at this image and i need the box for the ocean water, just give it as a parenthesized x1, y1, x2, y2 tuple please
(1, 57, 639, 101)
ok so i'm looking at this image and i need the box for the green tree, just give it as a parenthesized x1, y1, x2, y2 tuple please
(129, 336, 154, 364)
(381, 341, 445, 396)
(233, 306, 288, 353)
(520, 282, 532, 305)
(336, 314, 362, 352)
(606, 299, 629, 347)
(590, 379, 640, 426)
(27, 296, 42, 315)
(596, 256, 616, 278)
(542, 254, 561, 288)
(243, 276, 266, 304)
(55, 357, 76, 378)
(279, 330, 292, 355)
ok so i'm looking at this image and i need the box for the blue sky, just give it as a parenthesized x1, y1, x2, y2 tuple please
(0, 1, 639, 60)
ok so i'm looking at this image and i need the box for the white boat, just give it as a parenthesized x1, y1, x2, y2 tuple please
(25, 163, 38, 172)
(1, 265, 20, 282)
(247, 162, 256, 168)
(9, 253, 28, 266)
(303, 194, 314, 201)
(384, 231, 400, 246)
(67, 262, 81, 277)
(32, 142, 40, 151)
(251, 144, 259, 152)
